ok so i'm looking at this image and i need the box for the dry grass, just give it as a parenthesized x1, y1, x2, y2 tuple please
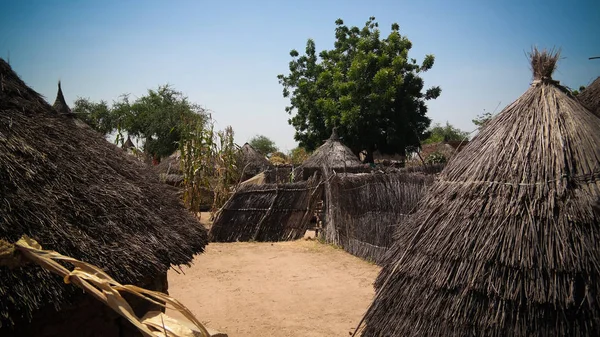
(0, 58, 207, 328)
(209, 174, 323, 242)
(357, 50, 600, 336)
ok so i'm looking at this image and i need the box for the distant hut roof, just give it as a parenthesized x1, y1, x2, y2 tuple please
(300, 128, 363, 170)
(0, 59, 207, 328)
(239, 143, 273, 177)
(155, 150, 182, 175)
(359, 49, 600, 336)
(52, 81, 72, 115)
(122, 135, 135, 150)
(578, 76, 600, 117)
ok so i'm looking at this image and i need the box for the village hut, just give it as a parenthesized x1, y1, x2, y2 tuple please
(155, 150, 183, 185)
(295, 128, 367, 181)
(0, 59, 208, 336)
(122, 136, 135, 151)
(52, 81, 72, 116)
(578, 76, 600, 118)
(239, 143, 273, 181)
(358, 49, 600, 336)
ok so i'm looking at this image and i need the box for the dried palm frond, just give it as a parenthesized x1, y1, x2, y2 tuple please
(9, 236, 209, 337)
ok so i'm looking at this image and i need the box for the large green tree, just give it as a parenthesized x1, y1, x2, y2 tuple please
(277, 17, 441, 162)
(248, 134, 278, 155)
(73, 85, 207, 159)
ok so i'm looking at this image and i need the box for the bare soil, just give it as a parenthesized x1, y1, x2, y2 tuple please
(167, 239, 380, 337)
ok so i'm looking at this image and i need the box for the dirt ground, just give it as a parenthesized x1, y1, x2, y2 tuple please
(167, 238, 381, 337)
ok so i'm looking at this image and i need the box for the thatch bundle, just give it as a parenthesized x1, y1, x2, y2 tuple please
(326, 168, 440, 264)
(295, 128, 368, 180)
(239, 143, 273, 180)
(358, 49, 600, 336)
(0, 59, 207, 333)
(52, 81, 72, 115)
(209, 175, 322, 242)
(578, 76, 600, 118)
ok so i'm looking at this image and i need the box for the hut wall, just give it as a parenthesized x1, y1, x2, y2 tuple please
(1, 273, 168, 337)
(209, 175, 322, 242)
(323, 165, 442, 264)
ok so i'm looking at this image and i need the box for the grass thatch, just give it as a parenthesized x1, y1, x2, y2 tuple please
(209, 175, 322, 242)
(239, 143, 273, 180)
(0, 59, 207, 329)
(358, 49, 600, 336)
(295, 128, 368, 180)
(324, 167, 442, 265)
(52, 81, 72, 116)
(578, 76, 600, 118)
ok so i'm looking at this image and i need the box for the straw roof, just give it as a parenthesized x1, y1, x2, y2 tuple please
(300, 128, 364, 170)
(155, 150, 182, 175)
(359, 49, 600, 336)
(52, 81, 72, 115)
(122, 135, 135, 151)
(578, 76, 600, 118)
(0, 59, 207, 328)
(239, 143, 273, 176)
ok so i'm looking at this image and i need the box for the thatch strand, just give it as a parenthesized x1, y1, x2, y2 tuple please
(357, 50, 600, 336)
(0, 59, 207, 328)
(209, 174, 323, 242)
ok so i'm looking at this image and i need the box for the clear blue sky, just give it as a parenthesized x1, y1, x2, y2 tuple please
(1, 0, 599, 152)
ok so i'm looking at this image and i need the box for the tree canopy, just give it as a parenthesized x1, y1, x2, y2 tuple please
(277, 16, 441, 162)
(73, 84, 207, 159)
(248, 135, 278, 156)
(422, 122, 469, 145)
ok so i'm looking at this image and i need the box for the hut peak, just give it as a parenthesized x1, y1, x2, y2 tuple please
(52, 80, 72, 115)
(529, 47, 560, 83)
(328, 127, 340, 141)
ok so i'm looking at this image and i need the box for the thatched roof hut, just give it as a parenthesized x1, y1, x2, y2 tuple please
(239, 143, 273, 180)
(578, 76, 600, 118)
(295, 128, 367, 180)
(52, 81, 72, 115)
(0, 59, 207, 336)
(358, 49, 600, 336)
(155, 150, 182, 176)
(122, 135, 135, 151)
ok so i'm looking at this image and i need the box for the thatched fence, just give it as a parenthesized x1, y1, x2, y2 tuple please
(209, 175, 323, 242)
(322, 165, 443, 264)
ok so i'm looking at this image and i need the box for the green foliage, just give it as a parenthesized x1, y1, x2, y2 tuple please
(424, 151, 447, 165)
(73, 85, 207, 160)
(248, 135, 278, 155)
(179, 117, 240, 215)
(72, 98, 113, 135)
(422, 122, 469, 144)
(288, 147, 310, 165)
(472, 111, 494, 129)
(572, 85, 586, 96)
(277, 16, 441, 162)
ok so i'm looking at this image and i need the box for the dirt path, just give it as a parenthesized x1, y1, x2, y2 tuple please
(167, 239, 381, 337)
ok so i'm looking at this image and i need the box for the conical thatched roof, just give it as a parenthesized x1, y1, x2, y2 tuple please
(359, 49, 600, 336)
(578, 76, 600, 118)
(122, 135, 135, 150)
(155, 150, 182, 175)
(0, 59, 207, 328)
(52, 81, 71, 115)
(300, 128, 363, 170)
(239, 143, 273, 176)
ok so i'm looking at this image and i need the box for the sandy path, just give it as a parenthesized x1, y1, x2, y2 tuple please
(167, 239, 381, 337)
